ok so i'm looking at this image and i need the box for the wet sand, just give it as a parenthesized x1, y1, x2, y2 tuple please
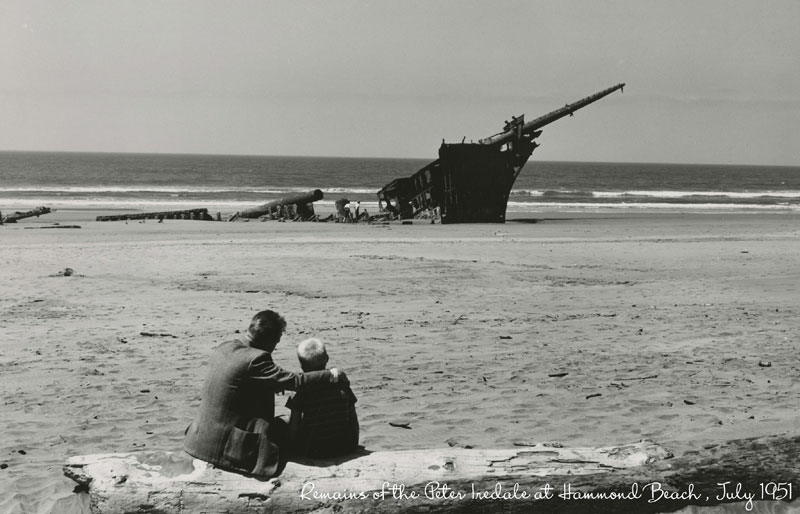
(1, 211, 798, 513)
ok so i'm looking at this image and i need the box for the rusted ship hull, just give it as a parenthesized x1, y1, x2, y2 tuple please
(378, 83, 625, 224)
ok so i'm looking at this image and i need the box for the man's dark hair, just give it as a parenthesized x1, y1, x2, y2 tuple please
(248, 310, 286, 345)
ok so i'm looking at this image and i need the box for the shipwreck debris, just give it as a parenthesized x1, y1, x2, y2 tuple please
(1, 206, 53, 223)
(230, 189, 323, 221)
(334, 198, 351, 222)
(23, 225, 81, 229)
(96, 208, 215, 222)
(378, 83, 625, 224)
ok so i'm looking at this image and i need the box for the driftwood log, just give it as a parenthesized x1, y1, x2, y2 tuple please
(232, 189, 323, 220)
(2, 206, 52, 223)
(63, 435, 799, 513)
(96, 208, 214, 222)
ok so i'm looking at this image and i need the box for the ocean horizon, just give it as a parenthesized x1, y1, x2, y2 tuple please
(2, 150, 799, 215)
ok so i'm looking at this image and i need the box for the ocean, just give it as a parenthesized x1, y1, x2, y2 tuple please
(1, 151, 799, 216)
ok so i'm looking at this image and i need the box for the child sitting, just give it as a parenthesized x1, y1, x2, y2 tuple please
(286, 338, 359, 457)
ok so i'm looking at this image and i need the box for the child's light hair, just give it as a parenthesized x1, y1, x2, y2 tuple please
(297, 338, 329, 371)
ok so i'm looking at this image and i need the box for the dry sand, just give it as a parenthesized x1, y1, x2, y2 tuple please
(1, 211, 798, 513)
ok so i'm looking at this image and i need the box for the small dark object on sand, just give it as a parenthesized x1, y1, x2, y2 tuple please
(445, 437, 474, 449)
(140, 332, 177, 338)
(758, 360, 772, 367)
(389, 421, 412, 429)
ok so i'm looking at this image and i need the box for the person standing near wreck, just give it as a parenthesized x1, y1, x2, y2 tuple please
(183, 310, 344, 478)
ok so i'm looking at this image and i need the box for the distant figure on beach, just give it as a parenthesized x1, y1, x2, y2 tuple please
(353, 201, 361, 222)
(183, 310, 345, 478)
(335, 198, 352, 222)
(287, 338, 359, 458)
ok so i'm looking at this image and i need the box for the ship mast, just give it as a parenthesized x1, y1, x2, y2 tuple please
(478, 83, 625, 147)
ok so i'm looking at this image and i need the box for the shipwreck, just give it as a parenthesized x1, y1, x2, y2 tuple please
(377, 83, 625, 224)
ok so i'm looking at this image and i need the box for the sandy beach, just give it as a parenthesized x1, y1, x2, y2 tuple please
(1, 211, 798, 513)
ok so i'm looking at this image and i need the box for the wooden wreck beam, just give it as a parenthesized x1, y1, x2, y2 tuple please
(233, 189, 323, 219)
(95, 208, 214, 222)
(62, 434, 799, 513)
(2, 206, 52, 223)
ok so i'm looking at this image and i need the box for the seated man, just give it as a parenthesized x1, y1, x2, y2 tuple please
(287, 338, 359, 458)
(184, 310, 344, 478)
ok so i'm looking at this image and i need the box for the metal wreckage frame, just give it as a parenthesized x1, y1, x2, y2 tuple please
(377, 83, 625, 224)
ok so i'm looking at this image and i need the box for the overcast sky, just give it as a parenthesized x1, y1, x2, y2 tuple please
(2, 1, 798, 165)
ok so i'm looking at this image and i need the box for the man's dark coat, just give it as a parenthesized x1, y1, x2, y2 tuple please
(184, 338, 334, 478)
